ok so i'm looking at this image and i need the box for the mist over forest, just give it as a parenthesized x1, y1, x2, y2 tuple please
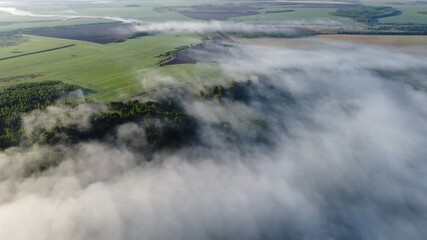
(0, 0, 427, 240)
(0, 40, 426, 240)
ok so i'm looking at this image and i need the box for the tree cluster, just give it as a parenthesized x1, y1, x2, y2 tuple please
(330, 6, 400, 24)
(0, 81, 79, 148)
(27, 100, 198, 151)
(199, 80, 253, 102)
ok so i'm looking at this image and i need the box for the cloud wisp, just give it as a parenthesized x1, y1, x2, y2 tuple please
(0, 5, 314, 34)
(133, 21, 302, 34)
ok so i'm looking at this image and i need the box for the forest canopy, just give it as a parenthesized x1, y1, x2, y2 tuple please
(0, 81, 198, 153)
(330, 6, 400, 24)
(0, 81, 79, 148)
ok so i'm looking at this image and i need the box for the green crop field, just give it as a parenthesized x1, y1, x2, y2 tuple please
(0, 34, 220, 102)
(231, 8, 366, 26)
(0, 35, 75, 58)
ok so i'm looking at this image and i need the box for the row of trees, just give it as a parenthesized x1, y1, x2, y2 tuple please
(320, 23, 427, 35)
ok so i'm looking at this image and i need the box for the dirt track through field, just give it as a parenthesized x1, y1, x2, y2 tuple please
(0, 44, 75, 61)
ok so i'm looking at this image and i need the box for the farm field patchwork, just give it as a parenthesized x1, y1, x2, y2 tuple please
(0, 33, 220, 102)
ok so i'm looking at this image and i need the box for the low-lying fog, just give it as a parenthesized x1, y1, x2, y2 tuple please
(0, 37, 426, 240)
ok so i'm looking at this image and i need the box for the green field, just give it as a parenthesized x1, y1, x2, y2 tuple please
(0, 35, 74, 58)
(231, 8, 366, 26)
(0, 34, 220, 102)
(232, 2, 427, 25)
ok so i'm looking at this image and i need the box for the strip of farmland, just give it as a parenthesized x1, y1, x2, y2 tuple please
(0, 44, 75, 61)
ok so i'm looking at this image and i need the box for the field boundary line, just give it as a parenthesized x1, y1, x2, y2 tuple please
(0, 44, 76, 61)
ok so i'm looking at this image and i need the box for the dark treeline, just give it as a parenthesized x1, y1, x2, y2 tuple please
(0, 81, 197, 151)
(330, 6, 400, 24)
(199, 80, 255, 101)
(0, 44, 76, 61)
(318, 23, 427, 35)
(0, 81, 79, 148)
(231, 29, 316, 39)
(155, 44, 200, 66)
(264, 10, 294, 14)
(28, 100, 197, 151)
(369, 23, 427, 34)
(0, 79, 297, 174)
(199, 80, 294, 106)
(198, 80, 294, 145)
(156, 43, 204, 66)
(0, 79, 296, 162)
